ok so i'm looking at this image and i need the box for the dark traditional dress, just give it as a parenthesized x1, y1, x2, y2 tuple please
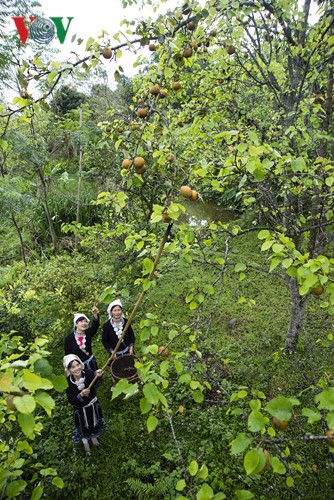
(102, 317, 135, 356)
(64, 316, 100, 371)
(66, 369, 104, 440)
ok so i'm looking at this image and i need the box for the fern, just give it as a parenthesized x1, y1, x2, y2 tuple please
(125, 475, 175, 499)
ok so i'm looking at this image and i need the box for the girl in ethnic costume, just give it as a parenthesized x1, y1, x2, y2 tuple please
(63, 354, 104, 453)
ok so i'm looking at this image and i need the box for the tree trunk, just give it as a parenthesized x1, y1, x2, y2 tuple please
(10, 211, 27, 266)
(284, 276, 308, 351)
(75, 104, 83, 251)
(35, 163, 59, 257)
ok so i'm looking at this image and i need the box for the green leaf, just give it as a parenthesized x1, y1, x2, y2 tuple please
(14, 394, 36, 414)
(244, 449, 265, 475)
(270, 456, 286, 474)
(146, 415, 158, 433)
(258, 230, 270, 240)
(286, 477, 294, 487)
(31, 484, 43, 500)
(235, 262, 246, 272)
(111, 378, 131, 399)
(34, 359, 53, 377)
(0, 373, 15, 392)
(326, 412, 334, 429)
(48, 374, 68, 392)
(247, 410, 265, 432)
(175, 479, 186, 491)
(192, 389, 204, 403)
(229, 433, 252, 454)
(272, 243, 284, 253)
(261, 240, 273, 251)
(143, 382, 160, 405)
(196, 483, 214, 500)
(188, 460, 199, 476)
(235, 490, 254, 499)
(282, 258, 293, 269)
(174, 360, 183, 374)
(265, 396, 294, 420)
(5, 480, 27, 499)
(269, 257, 281, 272)
(22, 370, 53, 391)
(34, 391, 55, 416)
(301, 408, 322, 424)
(142, 258, 154, 276)
(17, 440, 33, 454)
(315, 390, 334, 411)
(18, 413, 35, 437)
(197, 464, 209, 479)
(52, 477, 64, 488)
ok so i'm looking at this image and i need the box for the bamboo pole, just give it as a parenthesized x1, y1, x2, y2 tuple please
(88, 222, 173, 389)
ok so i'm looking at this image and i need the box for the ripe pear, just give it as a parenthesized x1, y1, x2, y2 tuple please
(137, 108, 148, 118)
(165, 153, 175, 163)
(272, 417, 289, 431)
(133, 157, 145, 169)
(150, 85, 160, 96)
(6, 395, 17, 411)
(325, 430, 334, 447)
(122, 159, 132, 169)
(162, 212, 172, 223)
(180, 185, 192, 198)
(171, 82, 181, 90)
(158, 346, 169, 357)
(312, 285, 325, 296)
(183, 47, 193, 58)
(190, 190, 199, 201)
(101, 47, 113, 59)
(159, 89, 168, 98)
(226, 45, 236, 55)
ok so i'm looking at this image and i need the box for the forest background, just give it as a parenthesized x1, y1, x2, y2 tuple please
(1, 0, 334, 499)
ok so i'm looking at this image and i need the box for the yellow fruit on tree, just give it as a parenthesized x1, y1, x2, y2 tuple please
(312, 285, 325, 296)
(158, 346, 169, 357)
(171, 82, 181, 90)
(159, 89, 168, 98)
(190, 190, 199, 201)
(6, 395, 17, 411)
(272, 417, 289, 431)
(101, 47, 113, 59)
(162, 212, 172, 223)
(133, 157, 145, 169)
(148, 43, 157, 51)
(150, 85, 160, 95)
(135, 165, 146, 174)
(325, 430, 334, 447)
(183, 47, 193, 58)
(226, 45, 236, 55)
(180, 185, 192, 198)
(137, 108, 148, 118)
(122, 159, 132, 169)
(165, 153, 175, 163)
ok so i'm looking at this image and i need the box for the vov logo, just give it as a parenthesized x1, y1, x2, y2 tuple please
(12, 17, 74, 45)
